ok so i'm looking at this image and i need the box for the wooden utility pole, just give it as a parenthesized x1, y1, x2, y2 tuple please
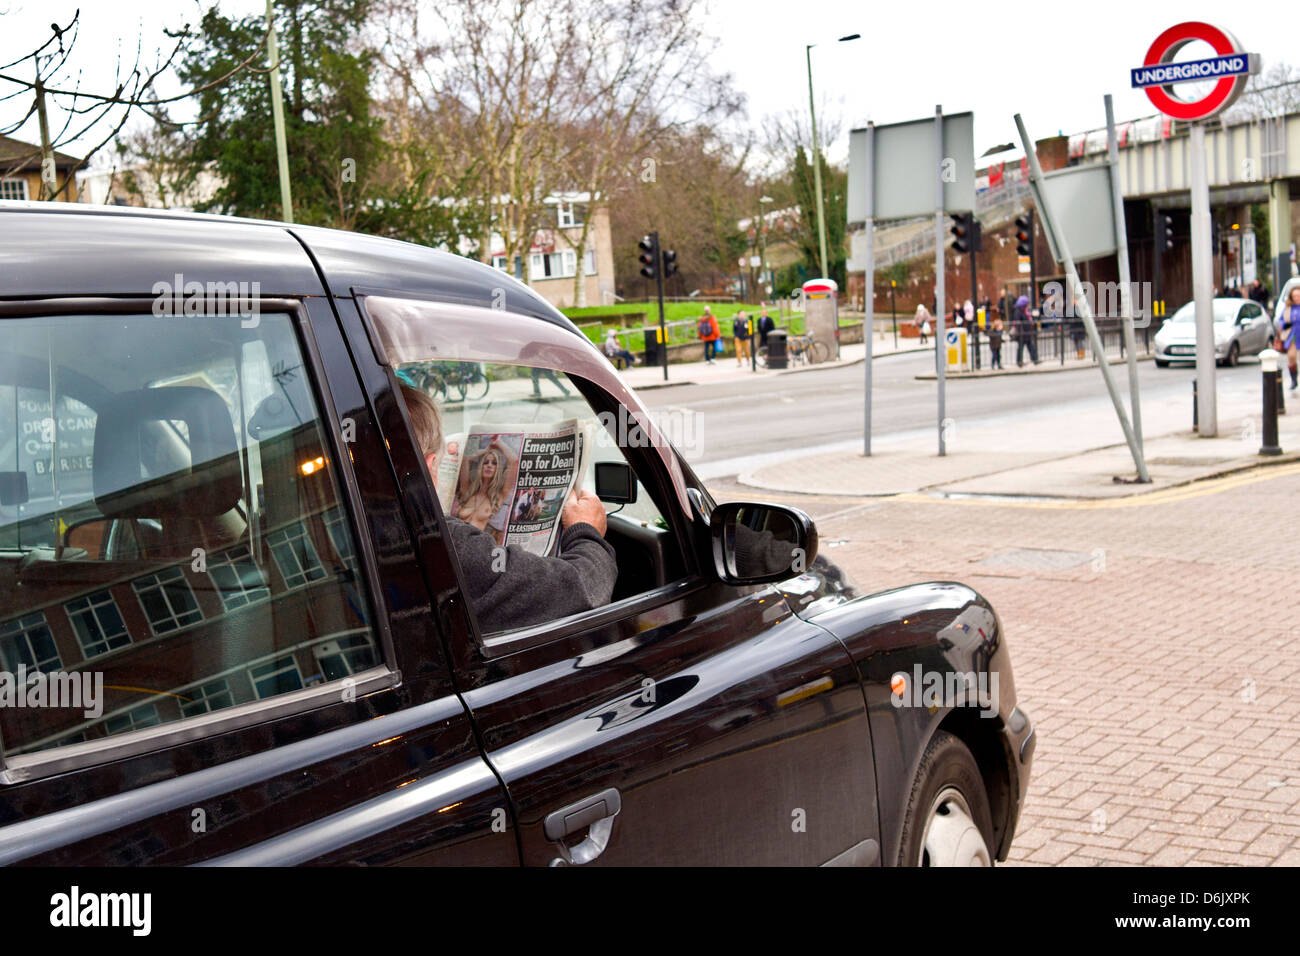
(34, 69, 56, 200)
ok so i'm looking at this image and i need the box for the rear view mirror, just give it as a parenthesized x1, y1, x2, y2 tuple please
(0, 471, 29, 506)
(711, 501, 818, 585)
(595, 461, 637, 504)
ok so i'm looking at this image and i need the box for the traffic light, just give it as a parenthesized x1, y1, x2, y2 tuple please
(662, 248, 678, 278)
(1015, 212, 1034, 257)
(638, 235, 657, 279)
(1161, 214, 1174, 251)
(950, 212, 972, 254)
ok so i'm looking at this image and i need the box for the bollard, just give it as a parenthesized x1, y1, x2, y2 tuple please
(1260, 349, 1283, 455)
(1278, 371, 1286, 416)
(1192, 378, 1198, 433)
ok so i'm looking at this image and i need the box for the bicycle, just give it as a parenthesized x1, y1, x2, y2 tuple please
(788, 333, 830, 365)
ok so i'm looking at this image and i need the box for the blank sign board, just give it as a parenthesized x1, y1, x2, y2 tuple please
(847, 112, 975, 223)
(1038, 162, 1117, 264)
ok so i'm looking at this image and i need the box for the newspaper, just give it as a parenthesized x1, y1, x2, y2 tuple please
(435, 419, 589, 556)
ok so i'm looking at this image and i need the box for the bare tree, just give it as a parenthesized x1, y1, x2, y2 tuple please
(1232, 60, 1300, 120)
(0, 8, 263, 201)
(372, 0, 587, 275)
(551, 0, 745, 305)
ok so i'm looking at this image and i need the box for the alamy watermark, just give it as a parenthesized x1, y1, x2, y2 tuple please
(1041, 280, 1155, 328)
(890, 664, 999, 718)
(151, 273, 261, 327)
(0, 665, 103, 718)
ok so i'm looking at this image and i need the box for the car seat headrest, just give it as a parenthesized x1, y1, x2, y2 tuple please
(93, 387, 241, 519)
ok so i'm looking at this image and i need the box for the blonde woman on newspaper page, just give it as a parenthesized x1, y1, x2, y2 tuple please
(454, 439, 516, 546)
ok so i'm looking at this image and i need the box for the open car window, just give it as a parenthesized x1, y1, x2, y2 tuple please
(0, 310, 380, 764)
(368, 296, 695, 638)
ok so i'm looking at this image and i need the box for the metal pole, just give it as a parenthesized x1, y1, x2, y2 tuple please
(1190, 122, 1216, 435)
(970, 233, 980, 371)
(890, 281, 898, 349)
(1105, 94, 1149, 482)
(654, 231, 668, 381)
(935, 106, 946, 456)
(267, 0, 294, 223)
(1016, 113, 1146, 478)
(862, 122, 875, 457)
(806, 45, 828, 280)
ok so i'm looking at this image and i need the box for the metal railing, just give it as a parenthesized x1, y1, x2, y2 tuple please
(963, 317, 1158, 370)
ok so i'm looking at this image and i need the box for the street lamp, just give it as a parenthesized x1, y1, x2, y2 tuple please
(806, 33, 859, 281)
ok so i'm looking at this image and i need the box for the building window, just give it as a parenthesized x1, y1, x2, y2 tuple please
(491, 255, 509, 272)
(0, 612, 62, 673)
(323, 507, 358, 571)
(313, 632, 379, 682)
(585, 248, 597, 276)
(249, 654, 303, 699)
(132, 566, 203, 636)
(556, 202, 585, 228)
(178, 678, 235, 718)
(0, 179, 28, 201)
(530, 251, 577, 280)
(207, 544, 270, 610)
(103, 702, 161, 736)
(268, 522, 327, 589)
(66, 591, 131, 659)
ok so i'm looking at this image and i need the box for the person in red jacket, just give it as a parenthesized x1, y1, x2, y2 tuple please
(698, 306, 721, 364)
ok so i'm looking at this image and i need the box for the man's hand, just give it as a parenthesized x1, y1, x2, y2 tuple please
(562, 488, 607, 536)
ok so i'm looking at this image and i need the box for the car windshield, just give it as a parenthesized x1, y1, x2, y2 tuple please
(1169, 301, 1242, 324)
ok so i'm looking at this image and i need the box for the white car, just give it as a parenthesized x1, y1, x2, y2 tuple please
(1153, 297, 1274, 367)
(1274, 275, 1300, 331)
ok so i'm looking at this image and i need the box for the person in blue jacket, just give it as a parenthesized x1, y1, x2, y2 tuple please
(1278, 285, 1300, 390)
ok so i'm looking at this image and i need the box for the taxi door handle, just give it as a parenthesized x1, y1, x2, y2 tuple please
(544, 788, 621, 866)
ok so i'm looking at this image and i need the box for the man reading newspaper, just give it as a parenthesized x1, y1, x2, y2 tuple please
(399, 385, 617, 632)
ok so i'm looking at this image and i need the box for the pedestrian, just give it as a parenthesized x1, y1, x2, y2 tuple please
(602, 329, 638, 369)
(1278, 285, 1300, 390)
(732, 311, 752, 366)
(697, 306, 721, 364)
(757, 306, 776, 348)
(1013, 294, 1039, 366)
(963, 298, 974, 327)
(915, 304, 935, 345)
(1248, 278, 1269, 307)
(914, 303, 931, 345)
(988, 315, 1004, 369)
(531, 366, 570, 398)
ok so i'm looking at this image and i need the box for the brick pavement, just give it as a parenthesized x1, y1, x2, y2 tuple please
(715, 463, 1300, 865)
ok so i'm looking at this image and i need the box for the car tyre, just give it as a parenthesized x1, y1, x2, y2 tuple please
(1225, 342, 1239, 367)
(897, 730, 995, 867)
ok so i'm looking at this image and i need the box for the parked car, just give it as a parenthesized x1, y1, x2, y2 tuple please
(0, 201, 1032, 866)
(1153, 297, 1274, 367)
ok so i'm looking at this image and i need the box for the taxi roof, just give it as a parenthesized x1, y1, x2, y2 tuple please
(0, 201, 579, 333)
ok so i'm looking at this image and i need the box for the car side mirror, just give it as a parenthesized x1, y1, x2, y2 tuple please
(594, 461, 637, 504)
(710, 501, 818, 585)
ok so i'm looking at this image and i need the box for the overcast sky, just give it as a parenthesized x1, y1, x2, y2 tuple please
(2, 0, 1295, 165)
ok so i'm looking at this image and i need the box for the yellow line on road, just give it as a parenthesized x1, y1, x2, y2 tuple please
(888, 461, 1300, 510)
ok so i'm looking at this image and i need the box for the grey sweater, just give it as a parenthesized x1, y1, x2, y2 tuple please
(446, 517, 618, 633)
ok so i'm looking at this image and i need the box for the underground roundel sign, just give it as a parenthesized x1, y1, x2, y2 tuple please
(1130, 22, 1258, 121)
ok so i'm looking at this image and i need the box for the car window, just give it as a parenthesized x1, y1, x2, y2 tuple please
(396, 358, 688, 634)
(1241, 303, 1262, 319)
(0, 311, 379, 760)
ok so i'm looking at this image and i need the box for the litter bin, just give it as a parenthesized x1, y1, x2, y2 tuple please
(766, 328, 789, 369)
(643, 328, 664, 366)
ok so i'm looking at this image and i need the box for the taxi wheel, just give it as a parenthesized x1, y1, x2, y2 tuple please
(897, 730, 995, 867)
